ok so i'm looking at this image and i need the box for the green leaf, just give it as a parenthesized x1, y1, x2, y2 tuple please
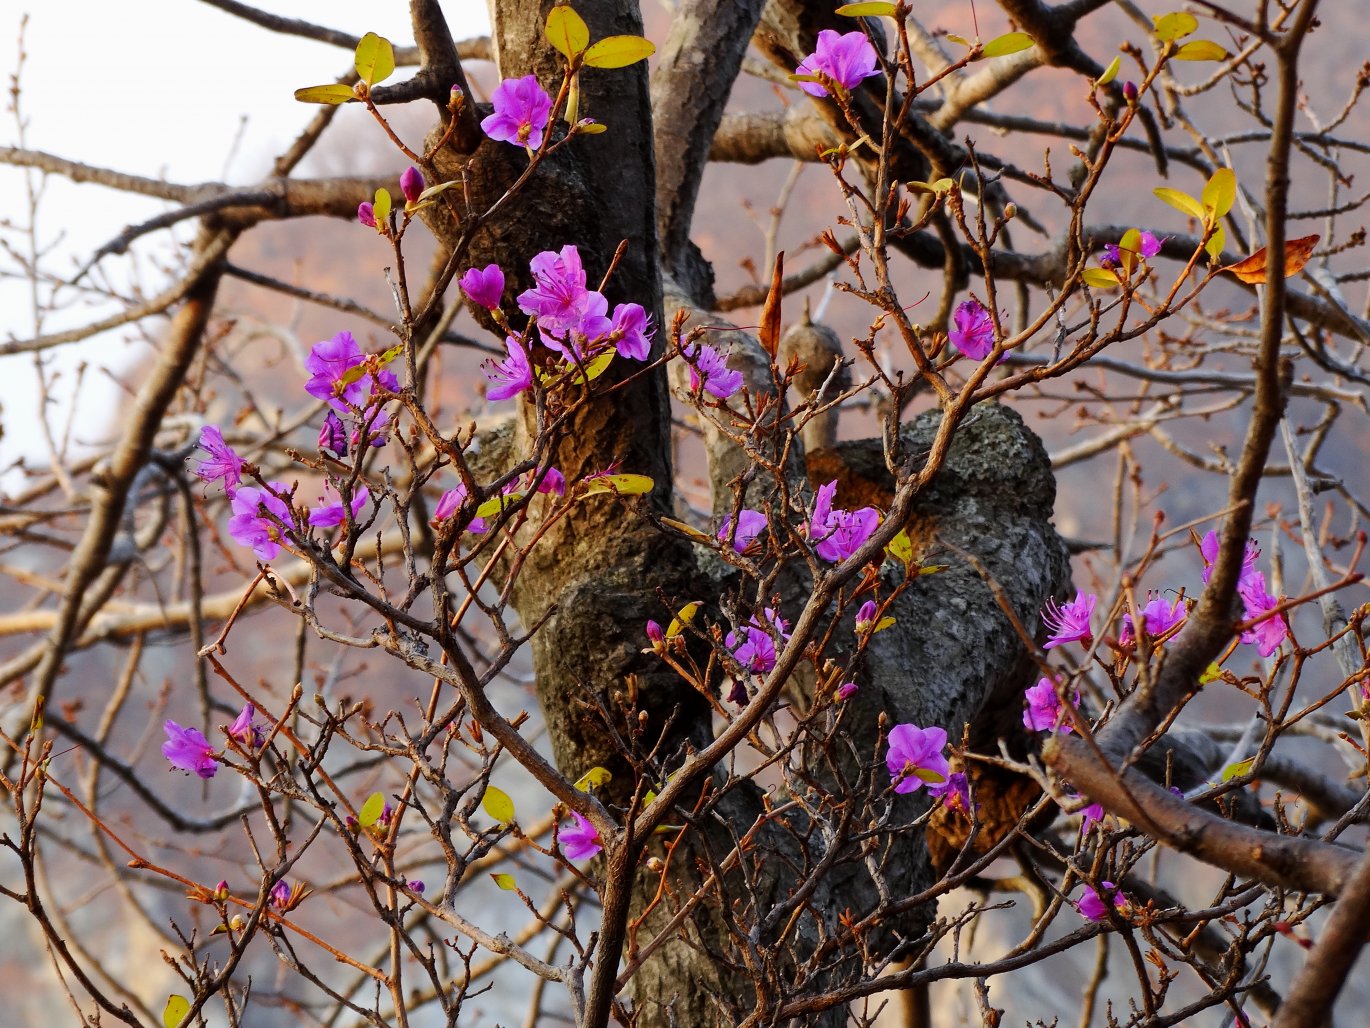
(355, 32, 396, 87)
(545, 6, 590, 59)
(574, 766, 613, 792)
(1221, 756, 1255, 782)
(1174, 39, 1229, 61)
(1154, 186, 1205, 221)
(475, 492, 524, 519)
(358, 791, 385, 828)
(575, 350, 615, 383)
(337, 344, 404, 388)
(583, 35, 657, 69)
(886, 528, 914, 565)
(1083, 267, 1123, 289)
(1202, 168, 1236, 219)
(944, 34, 972, 49)
(1152, 12, 1198, 42)
(491, 872, 518, 891)
(373, 187, 392, 224)
(981, 31, 1034, 58)
(163, 995, 191, 1028)
(1095, 55, 1121, 87)
(482, 785, 516, 826)
(294, 84, 356, 105)
(416, 179, 462, 203)
(836, 2, 898, 15)
(1205, 224, 1227, 263)
(583, 473, 655, 496)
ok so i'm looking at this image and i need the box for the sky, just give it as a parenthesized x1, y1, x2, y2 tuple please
(0, 0, 491, 485)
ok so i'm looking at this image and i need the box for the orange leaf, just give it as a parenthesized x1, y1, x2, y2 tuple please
(1222, 234, 1319, 284)
(758, 252, 784, 359)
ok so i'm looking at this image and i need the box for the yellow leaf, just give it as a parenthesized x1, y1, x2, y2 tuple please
(574, 766, 613, 792)
(1222, 234, 1319, 284)
(1205, 224, 1226, 263)
(482, 785, 516, 826)
(354, 32, 396, 87)
(1154, 186, 1205, 221)
(491, 872, 518, 891)
(583, 35, 657, 69)
(667, 601, 700, 638)
(660, 517, 715, 545)
(1221, 757, 1254, 782)
(1152, 12, 1198, 42)
(416, 179, 463, 203)
(886, 528, 914, 565)
(1082, 267, 1122, 290)
(945, 33, 971, 48)
(981, 31, 1034, 58)
(835, 2, 898, 15)
(373, 187, 392, 224)
(475, 492, 523, 519)
(913, 767, 946, 784)
(1202, 168, 1236, 219)
(545, 6, 590, 59)
(583, 473, 654, 496)
(358, 791, 386, 828)
(873, 616, 896, 634)
(294, 83, 356, 105)
(917, 563, 949, 575)
(1095, 55, 1121, 87)
(1199, 662, 1223, 685)
(1174, 39, 1229, 61)
(577, 120, 608, 134)
(1118, 227, 1142, 276)
(579, 350, 616, 383)
(163, 995, 191, 1028)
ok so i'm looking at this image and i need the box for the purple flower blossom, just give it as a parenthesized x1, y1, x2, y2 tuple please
(1199, 530, 1261, 589)
(855, 600, 878, 633)
(718, 509, 768, 553)
(808, 480, 880, 563)
(357, 201, 376, 228)
(885, 723, 950, 795)
(1119, 593, 1187, 646)
(227, 704, 264, 749)
(795, 29, 881, 98)
(1078, 882, 1129, 922)
(304, 331, 399, 413)
(931, 771, 972, 816)
(270, 880, 292, 909)
(400, 166, 424, 204)
(482, 336, 534, 402)
(193, 425, 245, 492)
(726, 608, 791, 675)
(1023, 676, 1080, 734)
(163, 720, 219, 779)
(1122, 80, 1139, 101)
(432, 483, 488, 533)
(307, 483, 370, 528)
(1102, 230, 1163, 267)
(227, 482, 293, 561)
(645, 620, 665, 647)
(531, 466, 565, 496)
(685, 342, 743, 400)
(1080, 800, 1106, 834)
(836, 681, 859, 701)
(481, 75, 553, 149)
(1041, 590, 1096, 649)
(408, 880, 425, 894)
(318, 411, 348, 457)
(948, 299, 997, 362)
(560, 812, 602, 862)
(460, 264, 505, 310)
(1239, 572, 1289, 657)
(609, 303, 654, 361)
(518, 245, 592, 337)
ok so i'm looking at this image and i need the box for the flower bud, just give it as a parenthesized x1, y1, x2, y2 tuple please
(1003, 202, 1017, 221)
(357, 202, 376, 229)
(400, 166, 424, 204)
(214, 880, 230, 901)
(408, 879, 425, 894)
(229, 914, 245, 931)
(1122, 80, 1138, 102)
(646, 856, 665, 874)
(319, 410, 348, 457)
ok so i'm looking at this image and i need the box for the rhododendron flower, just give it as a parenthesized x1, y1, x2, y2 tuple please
(1080, 800, 1106, 834)
(560, 812, 602, 861)
(193, 425, 245, 492)
(399, 166, 424, 204)
(533, 466, 565, 495)
(357, 201, 376, 228)
(318, 411, 348, 457)
(645, 620, 665, 649)
(718, 509, 767, 553)
(481, 75, 553, 149)
(808, 480, 880, 562)
(307, 483, 370, 528)
(1041, 590, 1095, 648)
(836, 681, 859, 701)
(885, 723, 950, 794)
(931, 770, 972, 816)
(518, 245, 593, 336)
(227, 703, 264, 749)
(1078, 882, 1129, 922)
(482, 336, 533, 401)
(460, 264, 505, 310)
(726, 608, 791, 675)
(1102, 230, 1162, 267)
(1239, 572, 1289, 657)
(795, 30, 880, 97)
(948, 299, 997, 362)
(351, 405, 392, 449)
(1119, 594, 1187, 646)
(609, 302, 653, 360)
(270, 879, 291, 908)
(163, 721, 219, 779)
(304, 331, 399, 413)
(685, 342, 743, 400)
(1199, 529, 1261, 589)
(1023, 676, 1080, 734)
(432, 483, 488, 533)
(408, 880, 425, 894)
(855, 600, 878, 633)
(227, 483, 292, 560)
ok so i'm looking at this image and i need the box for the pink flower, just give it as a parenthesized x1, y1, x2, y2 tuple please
(1102, 230, 1163, 267)
(808, 480, 880, 563)
(685, 342, 743, 400)
(1119, 593, 1187, 646)
(931, 770, 972, 816)
(193, 425, 245, 492)
(1238, 572, 1289, 657)
(460, 264, 505, 310)
(560, 812, 602, 862)
(518, 245, 593, 337)
(855, 600, 878, 633)
(949, 299, 997, 362)
(270, 879, 292, 909)
(357, 201, 376, 228)
(533, 467, 565, 495)
(481, 75, 553, 149)
(645, 620, 665, 646)
(227, 704, 264, 749)
(726, 608, 791, 674)
(304, 331, 399, 413)
(836, 681, 859, 701)
(795, 29, 880, 98)
(227, 483, 293, 561)
(163, 720, 219, 779)
(885, 723, 950, 794)
(609, 302, 654, 361)
(1077, 882, 1129, 922)
(399, 166, 424, 204)
(318, 411, 348, 457)
(307, 483, 370, 528)
(1041, 590, 1095, 649)
(432, 482, 488, 534)
(1023, 676, 1079, 734)
(1199, 530, 1261, 590)
(718, 509, 767, 553)
(482, 336, 533, 401)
